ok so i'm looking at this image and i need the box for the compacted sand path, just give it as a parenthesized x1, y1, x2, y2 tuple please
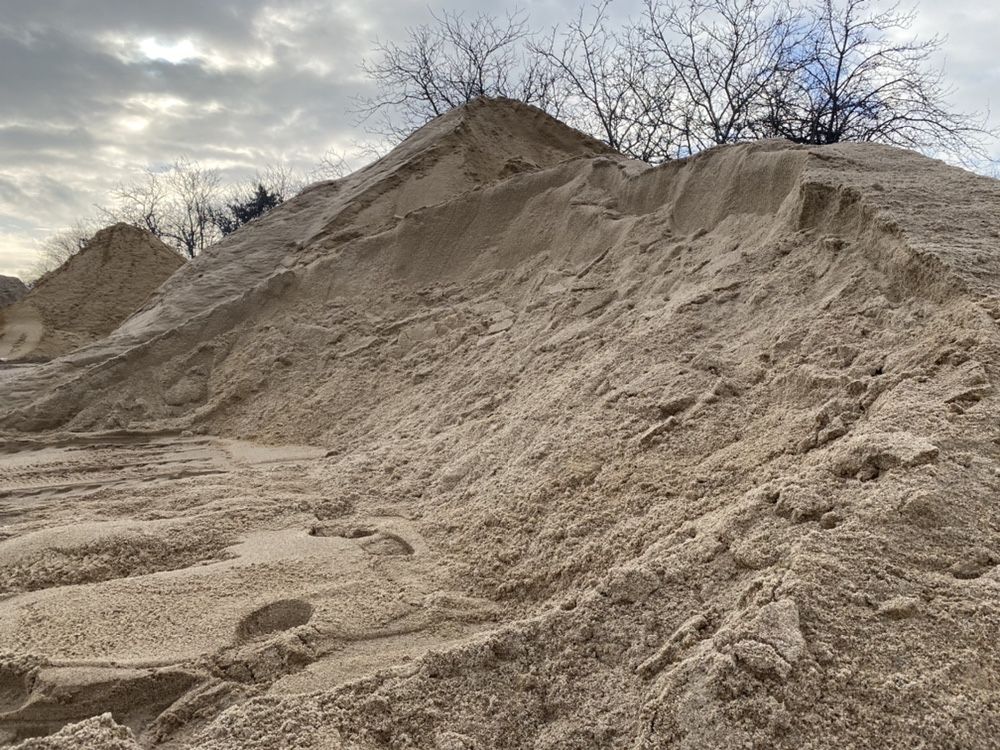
(0, 434, 490, 746)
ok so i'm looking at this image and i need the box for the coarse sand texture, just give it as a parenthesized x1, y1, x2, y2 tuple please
(1, 99, 999, 748)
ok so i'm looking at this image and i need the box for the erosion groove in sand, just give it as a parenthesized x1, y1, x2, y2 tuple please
(1, 99, 999, 748)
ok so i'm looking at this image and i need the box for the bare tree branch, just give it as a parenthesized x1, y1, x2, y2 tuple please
(643, 0, 805, 152)
(762, 0, 992, 162)
(533, 2, 684, 161)
(355, 7, 563, 138)
(99, 160, 222, 258)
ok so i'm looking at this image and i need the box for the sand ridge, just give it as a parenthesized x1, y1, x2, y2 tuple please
(1, 99, 1000, 748)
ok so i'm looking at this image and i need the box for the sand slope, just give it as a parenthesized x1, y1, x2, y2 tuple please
(2, 99, 1000, 748)
(0, 224, 183, 361)
(0, 277, 27, 310)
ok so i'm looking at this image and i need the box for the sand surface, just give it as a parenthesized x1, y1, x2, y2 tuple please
(0, 225, 183, 362)
(1, 98, 1000, 748)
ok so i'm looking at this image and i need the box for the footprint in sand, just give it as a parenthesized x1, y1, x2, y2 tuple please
(236, 599, 315, 642)
(309, 523, 416, 556)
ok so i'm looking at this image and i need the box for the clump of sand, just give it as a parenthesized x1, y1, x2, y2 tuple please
(10, 714, 140, 750)
(0, 276, 27, 309)
(0, 223, 183, 361)
(2, 99, 1000, 748)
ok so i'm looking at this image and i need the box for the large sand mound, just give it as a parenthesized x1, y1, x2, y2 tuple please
(2, 99, 1000, 748)
(0, 276, 27, 309)
(0, 224, 183, 361)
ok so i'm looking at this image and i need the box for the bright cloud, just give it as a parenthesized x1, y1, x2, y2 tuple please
(138, 36, 199, 64)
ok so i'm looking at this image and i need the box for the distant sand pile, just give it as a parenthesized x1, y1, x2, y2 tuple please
(2, 99, 1000, 748)
(0, 276, 27, 309)
(0, 223, 183, 361)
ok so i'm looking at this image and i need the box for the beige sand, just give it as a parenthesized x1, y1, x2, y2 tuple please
(0, 277, 27, 310)
(1, 99, 1000, 748)
(0, 224, 183, 361)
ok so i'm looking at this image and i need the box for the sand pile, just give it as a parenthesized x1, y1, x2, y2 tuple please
(0, 224, 183, 361)
(0, 276, 27, 309)
(2, 99, 1000, 748)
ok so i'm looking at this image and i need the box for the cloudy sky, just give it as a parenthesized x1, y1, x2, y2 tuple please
(1, 0, 997, 278)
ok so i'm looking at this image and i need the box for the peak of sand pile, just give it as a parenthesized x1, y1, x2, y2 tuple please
(0, 275, 28, 309)
(0, 223, 183, 361)
(2, 101, 1000, 748)
(99, 97, 610, 354)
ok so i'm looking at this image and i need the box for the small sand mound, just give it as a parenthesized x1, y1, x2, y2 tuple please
(0, 275, 27, 309)
(9, 713, 141, 749)
(0, 224, 183, 361)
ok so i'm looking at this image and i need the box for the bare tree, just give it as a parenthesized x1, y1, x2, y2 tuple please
(311, 149, 352, 181)
(643, 0, 804, 154)
(101, 168, 169, 239)
(101, 160, 222, 258)
(357, 8, 563, 138)
(28, 220, 97, 280)
(163, 159, 222, 258)
(255, 162, 303, 199)
(534, 2, 683, 162)
(356, 1, 990, 165)
(764, 0, 990, 160)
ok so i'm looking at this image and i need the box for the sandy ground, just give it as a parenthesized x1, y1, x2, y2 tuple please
(2, 99, 1000, 748)
(0, 432, 491, 748)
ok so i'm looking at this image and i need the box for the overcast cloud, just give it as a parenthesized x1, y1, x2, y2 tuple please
(0, 0, 997, 278)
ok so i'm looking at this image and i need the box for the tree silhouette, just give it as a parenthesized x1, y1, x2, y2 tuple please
(359, 0, 992, 165)
(214, 183, 283, 236)
(357, 8, 564, 139)
(763, 0, 989, 159)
